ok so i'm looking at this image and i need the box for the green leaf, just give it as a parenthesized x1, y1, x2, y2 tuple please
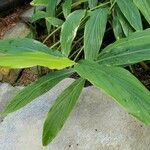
(31, 11, 48, 22)
(46, 17, 64, 27)
(84, 8, 108, 60)
(133, 0, 150, 24)
(62, 0, 72, 18)
(46, 0, 57, 32)
(0, 38, 75, 69)
(88, 0, 98, 9)
(116, 6, 134, 37)
(74, 60, 150, 125)
(31, 0, 49, 6)
(42, 78, 85, 146)
(61, 10, 86, 57)
(112, 15, 124, 40)
(97, 28, 150, 66)
(117, 0, 142, 30)
(1, 69, 74, 115)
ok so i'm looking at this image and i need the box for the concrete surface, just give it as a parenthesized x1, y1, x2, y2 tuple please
(0, 78, 150, 150)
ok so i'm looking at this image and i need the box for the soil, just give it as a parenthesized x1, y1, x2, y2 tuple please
(134, 63, 150, 90)
(0, 11, 19, 38)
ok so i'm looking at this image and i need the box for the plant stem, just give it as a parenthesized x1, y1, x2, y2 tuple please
(109, 0, 117, 11)
(74, 46, 84, 61)
(72, 36, 84, 50)
(43, 26, 61, 44)
(90, 2, 110, 11)
(50, 40, 60, 49)
(140, 62, 150, 71)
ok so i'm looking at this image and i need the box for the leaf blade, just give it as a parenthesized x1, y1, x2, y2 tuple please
(117, 0, 142, 30)
(133, 0, 150, 24)
(60, 10, 86, 57)
(97, 29, 150, 66)
(84, 8, 108, 60)
(42, 78, 85, 146)
(0, 38, 75, 69)
(75, 60, 150, 125)
(1, 69, 74, 115)
(88, 0, 98, 9)
(62, 0, 72, 18)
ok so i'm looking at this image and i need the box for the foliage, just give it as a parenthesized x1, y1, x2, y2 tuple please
(0, 0, 150, 146)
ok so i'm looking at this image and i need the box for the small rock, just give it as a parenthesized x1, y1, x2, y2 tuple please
(0, 78, 150, 150)
(2, 22, 30, 39)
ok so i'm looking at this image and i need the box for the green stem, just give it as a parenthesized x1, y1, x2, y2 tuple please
(109, 0, 117, 11)
(74, 46, 84, 61)
(50, 40, 60, 49)
(90, 2, 110, 11)
(72, 36, 84, 50)
(43, 26, 61, 44)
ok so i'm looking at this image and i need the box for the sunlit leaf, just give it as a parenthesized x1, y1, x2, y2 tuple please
(0, 38, 75, 69)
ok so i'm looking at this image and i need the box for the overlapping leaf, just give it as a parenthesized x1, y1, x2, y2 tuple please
(112, 15, 124, 40)
(1, 69, 74, 115)
(97, 28, 150, 66)
(88, 0, 98, 9)
(31, 11, 48, 22)
(115, 7, 134, 37)
(133, 0, 150, 24)
(84, 8, 108, 60)
(63, 0, 72, 18)
(42, 78, 85, 145)
(46, 17, 64, 27)
(0, 38, 75, 69)
(61, 10, 86, 56)
(74, 60, 150, 125)
(46, 0, 57, 32)
(117, 0, 142, 30)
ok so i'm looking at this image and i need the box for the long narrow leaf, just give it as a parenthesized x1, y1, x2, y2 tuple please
(0, 38, 75, 69)
(97, 28, 150, 66)
(112, 15, 124, 40)
(42, 78, 85, 146)
(117, 0, 142, 30)
(31, 11, 48, 22)
(75, 60, 150, 125)
(116, 7, 134, 37)
(46, 0, 57, 32)
(62, 0, 72, 18)
(61, 10, 86, 56)
(133, 0, 150, 24)
(88, 0, 98, 9)
(1, 69, 74, 115)
(84, 8, 108, 60)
